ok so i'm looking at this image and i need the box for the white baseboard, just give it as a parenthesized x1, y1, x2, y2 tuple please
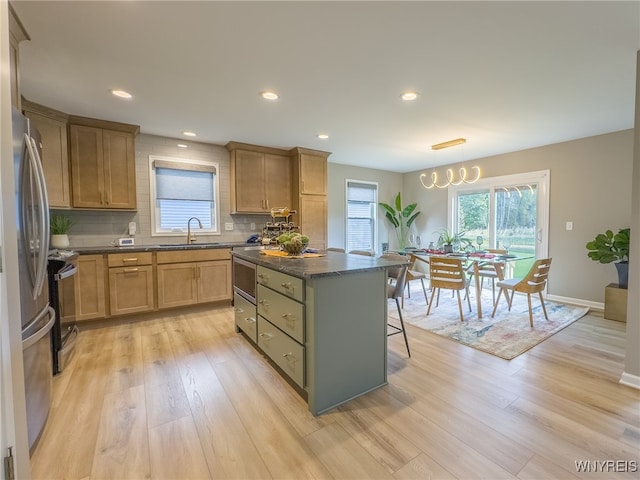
(545, 294, 603, 312)
(620, 372, 640, 390)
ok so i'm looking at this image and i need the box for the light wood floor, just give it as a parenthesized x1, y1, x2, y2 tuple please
(30, 300, 639, 479)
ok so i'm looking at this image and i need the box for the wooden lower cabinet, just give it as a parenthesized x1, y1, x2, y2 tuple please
(76, 248, 232, 321)
(198, 260, 232, 303)
(156, 248, 232, 309)
(108, 265, 154, 315)
(76, 255, 107, 321)
(157, 262, 199, 308)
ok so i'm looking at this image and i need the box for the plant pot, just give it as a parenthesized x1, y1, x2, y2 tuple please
(51, 234, 69, 249)
(615, 261, 629, 289)
(443, 244, 453, 254)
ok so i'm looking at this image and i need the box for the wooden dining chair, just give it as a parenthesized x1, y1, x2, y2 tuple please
(406, 253, 429, 306)
(491, 258, 552, 327)
(475, 248, 507, 304)
(427, 256, 472, 322)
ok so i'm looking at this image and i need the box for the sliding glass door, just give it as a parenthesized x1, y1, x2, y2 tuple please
(450, 170, 549, 278)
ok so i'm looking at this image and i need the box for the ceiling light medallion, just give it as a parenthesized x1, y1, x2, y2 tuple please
(261, 91, 279, 100)
(111, 89, 132, 99)
(420, 138, 481, 189)
(182, 131, 197, 137)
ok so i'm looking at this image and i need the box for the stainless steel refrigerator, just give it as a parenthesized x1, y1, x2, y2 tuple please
(12, 107, 55, 452)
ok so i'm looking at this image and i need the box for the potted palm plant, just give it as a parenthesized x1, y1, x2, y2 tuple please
(379, 192, 421, 253)
(50, 214, 72, 249)
(586, 227, 630, 288)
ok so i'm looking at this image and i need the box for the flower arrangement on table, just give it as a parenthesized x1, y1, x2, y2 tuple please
(277, 232, 310, 256)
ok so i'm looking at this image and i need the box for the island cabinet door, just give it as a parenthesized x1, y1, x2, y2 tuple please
(157, 262, 198, 309)
(257, 316, 305, 388)
(197, 260, 231, 303)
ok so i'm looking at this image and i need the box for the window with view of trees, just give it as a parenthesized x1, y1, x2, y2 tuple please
(149, 156, 219, 235)
(450, 171, 549, 277)
(346, 180, 378, 252)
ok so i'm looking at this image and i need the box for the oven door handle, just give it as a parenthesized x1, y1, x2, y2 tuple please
(54, 263, 77, 281)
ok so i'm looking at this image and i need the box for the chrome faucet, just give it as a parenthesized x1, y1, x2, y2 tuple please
(187, 217, 203, 244)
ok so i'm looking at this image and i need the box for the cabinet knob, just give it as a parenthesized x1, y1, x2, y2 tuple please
(282, 352, 297, 362)
(245, 316, 256, 324)
(281, 313, 295, 322)
(259, 332, 273, 340)
(258, 300, 270, 307)
(235, 307, 244, 313)
(123, 267, 139, 273)
(280, 282, 293, 290)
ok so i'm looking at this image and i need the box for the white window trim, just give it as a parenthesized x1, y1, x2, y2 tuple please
(345, 178, 378, 253)
(149, 154, 221, 237)
(447, 169, 550, 258)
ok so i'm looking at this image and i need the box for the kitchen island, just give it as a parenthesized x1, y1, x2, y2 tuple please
(231, 248, 406, 415)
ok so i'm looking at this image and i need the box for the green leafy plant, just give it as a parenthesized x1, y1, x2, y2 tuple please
(50, 215, 72, 235)
(379, 193, 420, 251)
(586, 228, 630, 264)
(436, 229, 470, 246)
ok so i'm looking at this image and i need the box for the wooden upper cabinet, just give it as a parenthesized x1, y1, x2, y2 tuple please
(23, 100, 71, 208)
(298, 153, 328, 195)
(69, 116, 139, 210)
(227, 142, 291, 213)
(9, 5, 29, 109)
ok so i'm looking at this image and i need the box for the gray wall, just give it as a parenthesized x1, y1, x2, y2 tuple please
(402, 129, 634, 305)
(327, 163, 402, 252)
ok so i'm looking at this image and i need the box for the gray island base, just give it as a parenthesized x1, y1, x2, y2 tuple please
(231, 249, 406, 415)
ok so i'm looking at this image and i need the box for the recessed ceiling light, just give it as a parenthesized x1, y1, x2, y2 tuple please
(401, 91, 418, 101)
(177, 144, 188, 148)
(317, 133, 329, 140)
(261, 91, 279, 100)
(182, 131, 197, 137)
(111, 89, 132, 99)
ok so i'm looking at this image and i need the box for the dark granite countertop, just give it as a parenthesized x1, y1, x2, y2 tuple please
(71, 242, 256, 255)
(231, 248, 406, 279)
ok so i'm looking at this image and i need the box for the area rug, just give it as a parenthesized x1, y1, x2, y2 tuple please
(389, 288, 589, 359)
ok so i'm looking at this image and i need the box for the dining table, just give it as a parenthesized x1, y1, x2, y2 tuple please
(412, 250, 534, 318)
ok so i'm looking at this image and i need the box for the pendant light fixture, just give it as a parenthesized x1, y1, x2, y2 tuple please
(420, 138, 481, 189)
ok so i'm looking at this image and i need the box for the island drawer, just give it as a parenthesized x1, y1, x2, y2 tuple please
(234, 292, 257, 343)
(257, 316, 305, 388)
(256, 266, 304, 302)
(108, 252, 153, 267)
(257, 284, 304, 343)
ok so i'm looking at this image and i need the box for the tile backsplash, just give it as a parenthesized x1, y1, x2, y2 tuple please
(53, 134, 269, 248)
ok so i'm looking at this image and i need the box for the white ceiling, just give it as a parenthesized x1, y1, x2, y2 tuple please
(11, 1, 640, 173)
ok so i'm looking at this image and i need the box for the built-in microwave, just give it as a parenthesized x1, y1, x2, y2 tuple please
(232, 256, 256, 304)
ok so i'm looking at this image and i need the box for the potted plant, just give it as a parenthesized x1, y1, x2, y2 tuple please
(379, 192, 421, 253)
(436, 229, 470, 253)
(586, 227, 630, 288)
(50, 214, 72, 249)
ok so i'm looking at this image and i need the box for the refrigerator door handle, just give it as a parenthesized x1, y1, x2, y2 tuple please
(25, 134, 50, 300)
(22, 307, 56, 350)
